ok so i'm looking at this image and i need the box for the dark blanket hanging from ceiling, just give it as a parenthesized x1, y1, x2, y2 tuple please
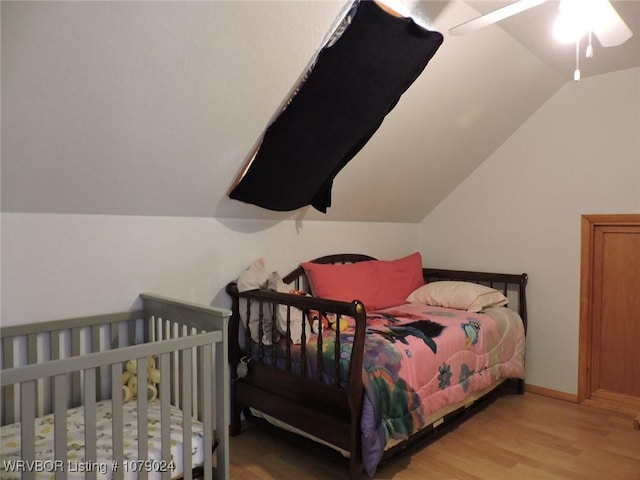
(228, 0, 444, 213)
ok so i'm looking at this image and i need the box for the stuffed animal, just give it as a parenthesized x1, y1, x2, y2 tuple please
(307, 309, 329, 333)
(290, 289, 325, 333)
(122, 356, 160, 403)
(327, 313, 349, 332)
(289, 290, 348, 333)
(307, 312, 349, 333)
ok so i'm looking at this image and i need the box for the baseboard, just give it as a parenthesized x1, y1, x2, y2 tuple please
(524, 384, 578, 403)
(527, 384, 640, 425)
(583, 389, 640, 419)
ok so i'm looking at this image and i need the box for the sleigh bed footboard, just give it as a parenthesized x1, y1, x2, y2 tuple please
(226, 284, 368, 474)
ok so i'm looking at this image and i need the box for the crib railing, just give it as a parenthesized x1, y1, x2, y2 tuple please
(0, 294, 230, 480)
(1, 311, 142, 421)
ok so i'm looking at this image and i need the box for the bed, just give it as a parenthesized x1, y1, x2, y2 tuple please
(0, 294, 231, 480)
(226, 253, 527, 479)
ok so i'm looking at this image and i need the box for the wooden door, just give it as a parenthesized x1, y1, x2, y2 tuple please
(579, 214, 640, 421)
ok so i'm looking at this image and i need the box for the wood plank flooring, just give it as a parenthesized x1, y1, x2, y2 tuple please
(229, 393, 640, 479)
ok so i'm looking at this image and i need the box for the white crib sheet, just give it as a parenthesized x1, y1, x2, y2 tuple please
(0, 399, 205, 480)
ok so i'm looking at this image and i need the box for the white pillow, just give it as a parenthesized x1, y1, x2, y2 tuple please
(267, 271, 304, 344)
(406, 281, 508, 313)
(237, 258, 274, 345)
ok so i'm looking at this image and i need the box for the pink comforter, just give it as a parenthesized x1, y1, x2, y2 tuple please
(357, 304, 525, 475)
(270, 302, 525, 476)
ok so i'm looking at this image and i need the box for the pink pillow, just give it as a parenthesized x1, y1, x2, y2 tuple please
(301, 252, 424, 311)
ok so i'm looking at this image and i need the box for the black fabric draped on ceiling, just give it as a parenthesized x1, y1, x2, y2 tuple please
(228, 0, 443, 213)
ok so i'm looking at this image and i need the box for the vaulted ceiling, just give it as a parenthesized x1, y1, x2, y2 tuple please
(2, 1, 638, 222)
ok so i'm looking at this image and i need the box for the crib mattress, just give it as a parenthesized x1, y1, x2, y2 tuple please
(0, 399, 204, 480)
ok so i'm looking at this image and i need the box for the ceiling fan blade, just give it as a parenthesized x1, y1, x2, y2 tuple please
(449, 0, 548, 36)
(591, 0, 633, 47)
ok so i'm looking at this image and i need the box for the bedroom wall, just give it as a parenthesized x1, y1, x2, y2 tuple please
(0, 0, 422, 326)
(2, 0, 638, 398)
(418, 67, 640, 396)
(1, 0, 569, 223)
(0, 214, 419, 326)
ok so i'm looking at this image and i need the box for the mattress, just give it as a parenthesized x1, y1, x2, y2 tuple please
(0, 399, 204, 480)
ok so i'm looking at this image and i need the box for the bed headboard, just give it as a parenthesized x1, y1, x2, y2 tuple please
(281, 254, 528, 332)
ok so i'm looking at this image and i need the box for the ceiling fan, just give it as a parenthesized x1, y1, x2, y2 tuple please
(449, 0, 633, 79)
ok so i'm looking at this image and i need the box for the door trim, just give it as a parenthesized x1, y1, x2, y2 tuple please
(579, 214, 640, 404)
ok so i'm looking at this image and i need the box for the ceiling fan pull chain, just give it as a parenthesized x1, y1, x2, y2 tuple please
(574, 38, 581, 81)
(586, 31, 594, 58)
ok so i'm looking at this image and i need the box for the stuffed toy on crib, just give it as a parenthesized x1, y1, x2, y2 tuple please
(122, 356, 161, 403)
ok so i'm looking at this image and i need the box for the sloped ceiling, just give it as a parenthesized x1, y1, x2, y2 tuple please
(2, 1, 638, 223)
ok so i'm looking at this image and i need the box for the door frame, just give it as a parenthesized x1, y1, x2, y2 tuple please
(578, 214, 640, 404)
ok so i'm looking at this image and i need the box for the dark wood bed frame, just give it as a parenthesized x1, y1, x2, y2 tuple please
(226, 254, 528, 479)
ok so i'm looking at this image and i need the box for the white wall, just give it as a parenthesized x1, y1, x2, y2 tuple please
(419, 67, 640, 395)
(1, 0, 568, 223)
(0, 214, 419, 326)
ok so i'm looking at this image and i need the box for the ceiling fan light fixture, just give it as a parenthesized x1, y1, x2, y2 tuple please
(553, 11, 588, 43)
(448, 0, 633, 80)
(554, 0, 598, 43)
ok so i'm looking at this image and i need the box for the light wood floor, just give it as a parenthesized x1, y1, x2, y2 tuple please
(229, 393, 639, 479)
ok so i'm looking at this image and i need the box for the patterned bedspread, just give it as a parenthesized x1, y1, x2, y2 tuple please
(0, 399, 204, 480)
(308, 303, 526, 476)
